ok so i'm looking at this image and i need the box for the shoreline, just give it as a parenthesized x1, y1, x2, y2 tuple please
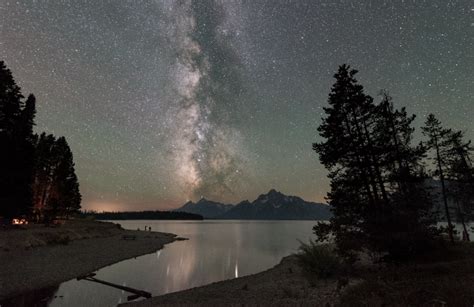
(0, 220, 179, 302)
(121, 243, 474, 307)
(121, 255, 354, 307)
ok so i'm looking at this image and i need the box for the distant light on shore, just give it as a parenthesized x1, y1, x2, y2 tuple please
(86, 201, 127, 212)
(12, 218, 28, 225)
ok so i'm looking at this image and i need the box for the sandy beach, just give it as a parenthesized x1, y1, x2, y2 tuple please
(0, 220, 178, 302)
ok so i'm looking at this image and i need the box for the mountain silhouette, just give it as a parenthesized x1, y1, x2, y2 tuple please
(175, 189, 331, 220)
(174, 198, 233, 218)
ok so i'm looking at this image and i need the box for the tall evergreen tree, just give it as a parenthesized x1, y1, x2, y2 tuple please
(0, 61, 23, 135)
(443, 130, 474, 241)
(19, 94, 36, 141)
(373, 93, 436, 257)
(0, 61, 36, 218)
(32, 133, 57, 221)
(422, 114, 455, 243)
(32, 134, 81, 221)
(54, 137, 82, 217)
(1, 61, 80, 222)
(313, 65, 437, 260)
(313, 64, 383, 259)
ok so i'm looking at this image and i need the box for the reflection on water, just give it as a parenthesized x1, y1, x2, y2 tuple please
(4, 220, 473, 307)
(48, 220, 316, 307)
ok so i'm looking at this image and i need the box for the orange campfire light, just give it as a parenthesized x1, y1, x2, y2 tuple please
(12, 218, 28, 225)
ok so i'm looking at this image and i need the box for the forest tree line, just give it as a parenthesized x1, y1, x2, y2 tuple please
(313, 65, 474, 260)
(0, 61, 81, 222)
(82, 210, 203, 220)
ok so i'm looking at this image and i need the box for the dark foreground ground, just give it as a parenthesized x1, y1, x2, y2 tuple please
(0, 220, 178, 303)
(123, 255, 348, 307)
(123, 242, 474, 307)
(2, 220, 473, 306)
(339, 242, 474, 306)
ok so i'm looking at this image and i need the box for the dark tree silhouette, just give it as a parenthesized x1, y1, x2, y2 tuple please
(32, 134, 81, 221)
(54, 137, 81, 218)
(85, 210, 204, 220)
(373, 93, 436, 257)
(312, 64, 382, 259)
(422, 114, 455, 243)
(1, 61, 81, 222)
(313, 65, 437, 260)
(0, 61, 36, 218)
(443, 130, 474, 241)
(32, 133, 55, 221)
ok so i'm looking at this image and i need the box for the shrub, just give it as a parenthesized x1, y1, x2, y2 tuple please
(296, 241, 341, 278)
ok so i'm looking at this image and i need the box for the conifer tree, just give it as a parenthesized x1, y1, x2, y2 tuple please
(313, 65, 437, 260)
(0, 61, 36, 218)
(54, 137, 81, 217)
(32, 134, 81, 220)
(0, 61, 23, 135)
(1, 61, 80, 221)
(443, 130, 474, 241)
(32, 133, 57, 221)
(313, 64, 383, 259)
(422, 114, 455, 243)
(373, 93, 436, 257)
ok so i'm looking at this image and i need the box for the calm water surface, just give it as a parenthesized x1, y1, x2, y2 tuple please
(47, 220, 316, 306)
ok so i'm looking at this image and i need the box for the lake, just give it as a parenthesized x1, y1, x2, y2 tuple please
(45, 220, 317, 307)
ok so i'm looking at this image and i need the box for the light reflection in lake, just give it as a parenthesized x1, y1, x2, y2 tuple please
(46, 220, 317, 307)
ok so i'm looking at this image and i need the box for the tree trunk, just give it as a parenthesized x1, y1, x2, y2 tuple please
(435, 137, 454, 243)
(455, 200, 470, 241)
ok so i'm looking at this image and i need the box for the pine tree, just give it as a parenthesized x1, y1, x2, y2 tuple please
(32, 134, 81, 221)
(32, 133, 57, 221)
(313, 65, 437, 260)
(373, 93, 436, 257)
(54, 137, 81, 217)
(313, 65, 386, 259)
(0, 61, 36, 219)
(0, 61, 23, 135)
(422, 114, 455, 243)
(443, 130, 474, 241)
(0, 61, 80, 222)
(19, 94, 36, 141)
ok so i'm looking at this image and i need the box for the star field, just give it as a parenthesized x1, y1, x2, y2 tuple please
(1, 0, 472, 211)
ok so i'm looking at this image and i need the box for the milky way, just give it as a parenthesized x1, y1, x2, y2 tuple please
(162, 1, 249, 200)
(1, 1, 472, 210)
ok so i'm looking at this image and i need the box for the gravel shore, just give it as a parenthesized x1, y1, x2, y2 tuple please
(120, 242, 474, 307)
(0, 220, 178, 301)
(122, 255, 357, 307)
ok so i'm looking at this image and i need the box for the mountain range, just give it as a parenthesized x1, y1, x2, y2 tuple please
(175, 199, 234, 219)
(174, 189, 332, 220)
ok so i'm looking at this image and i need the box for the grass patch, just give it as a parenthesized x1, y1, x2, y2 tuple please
(296, 240, 342, 278)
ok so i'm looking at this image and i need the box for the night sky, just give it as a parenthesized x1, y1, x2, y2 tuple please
(1, 1, 473, 211)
